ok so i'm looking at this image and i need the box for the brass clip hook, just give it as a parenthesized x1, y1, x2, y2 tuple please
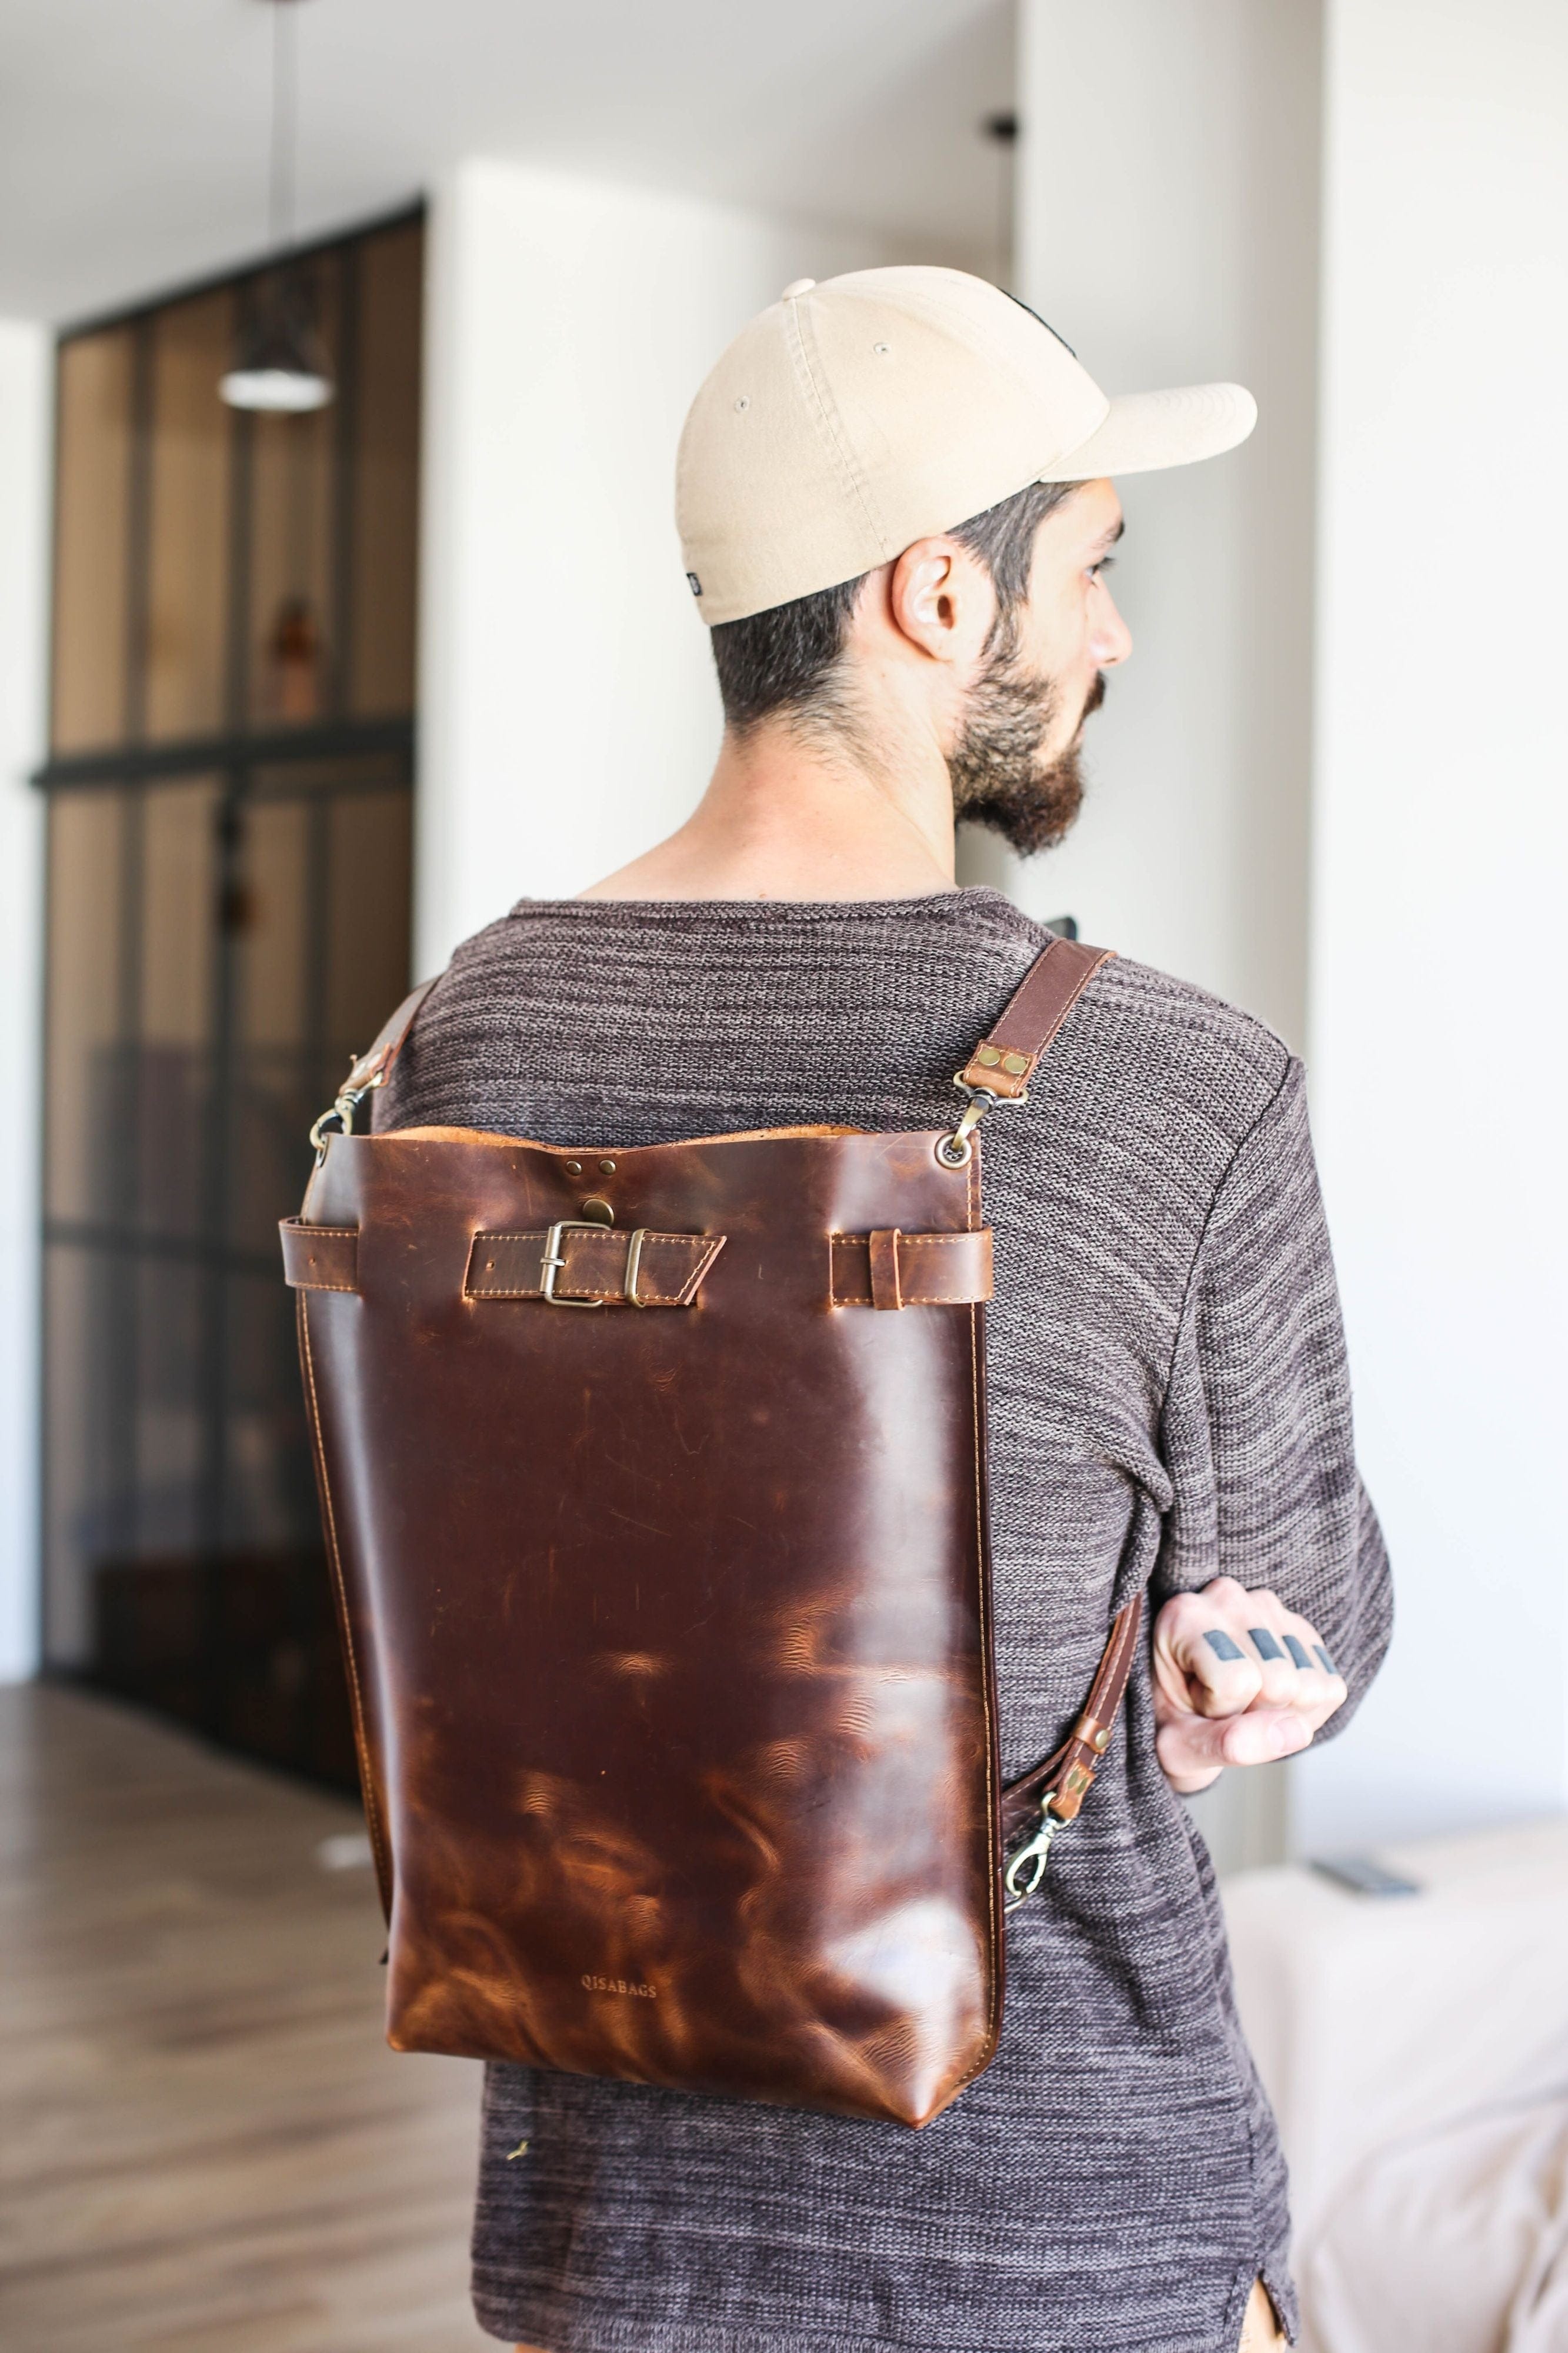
(1003, 1799, 1065, 1912)
(309, 1062, 386, 1163)
(936, 1074, 1029, 1169)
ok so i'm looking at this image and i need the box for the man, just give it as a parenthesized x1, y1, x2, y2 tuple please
(381, 268, 1391, 2353)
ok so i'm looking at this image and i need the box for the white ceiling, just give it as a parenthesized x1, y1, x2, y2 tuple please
(0, 0, 1016, 325)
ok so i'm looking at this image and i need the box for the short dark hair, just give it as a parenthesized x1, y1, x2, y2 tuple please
(709, 478, 1078, 732)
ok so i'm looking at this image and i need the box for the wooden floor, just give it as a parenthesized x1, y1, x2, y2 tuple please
(0, 1683, 495, 2352)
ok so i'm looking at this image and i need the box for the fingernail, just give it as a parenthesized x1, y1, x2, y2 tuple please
(1283, 1635, 1312, 1671)
(1313, 1645, 1337, 1675)
(1205, 1631, 1245, 1662)
(1248, 1628, 1285, 1662)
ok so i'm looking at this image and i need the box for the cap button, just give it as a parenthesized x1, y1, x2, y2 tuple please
(780, 278, 816, 301)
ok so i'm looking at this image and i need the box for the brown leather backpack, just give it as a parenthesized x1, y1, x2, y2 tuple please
(281, 933, 1140, 2129)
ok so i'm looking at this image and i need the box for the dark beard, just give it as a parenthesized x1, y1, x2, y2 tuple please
(948, 649, 1106, 856)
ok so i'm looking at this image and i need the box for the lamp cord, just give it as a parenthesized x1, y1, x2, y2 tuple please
(267, 0, 299, 254)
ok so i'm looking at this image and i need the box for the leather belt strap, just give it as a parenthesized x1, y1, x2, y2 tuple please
(465, 1227, 725, 1307)
(279, 1220, 359, 1292)
(831, 1228, 993, 1308)
(282, 1219, 989, 1308)
(282, 1220, 726, 1308)
(958, 934, 1115, 1102)
(999, 1594, 1144, 1841)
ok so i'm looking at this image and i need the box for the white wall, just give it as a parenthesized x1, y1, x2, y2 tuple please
(415, 159, 910, 971)
(1001, 0, 1323, 1050)
(0, 321, 51, 1682)
(1293, 0, 1568, 1848)
(1008, 0, 1323, 1871)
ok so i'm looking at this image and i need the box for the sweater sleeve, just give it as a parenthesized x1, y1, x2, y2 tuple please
(1156, 1056, 1392, 1734)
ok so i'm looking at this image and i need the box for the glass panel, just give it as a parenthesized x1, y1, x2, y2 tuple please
(129, 1249, 206, 1562)
(222, 1271, 318, 1555)
(43, 1242, 205, 1674)
(145, 291, 233, 740)
(228, 765, 412, 1248)
(213, 1542, 336, 1773)
(228, 794, 315, 1251)
(134, 776, 219, 1235)
(51, 329, 133, 751)
(246, 252, 341, 728)
(324, 787, 413, 1059)
(44, 789, 126, 1225)
(42, 1242, 116, 1667)
(82, 1251, 208, 1723)
(348, 221, 422, 715)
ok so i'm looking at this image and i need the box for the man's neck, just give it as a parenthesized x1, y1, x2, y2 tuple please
(579, 701, 959, 904)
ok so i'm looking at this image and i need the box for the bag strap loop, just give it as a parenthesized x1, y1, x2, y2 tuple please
(939, 934, 1115, 1166)
(999, 1594, 1144, 1907)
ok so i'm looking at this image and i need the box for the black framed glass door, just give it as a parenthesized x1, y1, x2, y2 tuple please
(38, 211, 422, 1786)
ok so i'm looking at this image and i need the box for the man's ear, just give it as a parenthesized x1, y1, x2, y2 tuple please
(887, 537, 996, 666)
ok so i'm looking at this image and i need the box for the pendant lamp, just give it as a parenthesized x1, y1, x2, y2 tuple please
(221, 0, 334, 413)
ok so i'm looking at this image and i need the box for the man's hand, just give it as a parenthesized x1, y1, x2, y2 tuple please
(1152, 1576, 1348, 1794)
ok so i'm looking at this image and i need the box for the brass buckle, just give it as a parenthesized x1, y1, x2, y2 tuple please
(540, 1222, 654, 1308)
(1003, 1796, 1065, 1912)
(540, 1221, 607, 1308)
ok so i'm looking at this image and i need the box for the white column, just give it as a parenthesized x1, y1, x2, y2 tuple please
(1296, 0, 1568, 1847)
(0, 320, 51, 1683)
(415, 159, 901, 972)
(1007, 0, 1323, 1048)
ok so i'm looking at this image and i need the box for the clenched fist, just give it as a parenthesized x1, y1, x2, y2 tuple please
(1152, 1576, 1348, 1794)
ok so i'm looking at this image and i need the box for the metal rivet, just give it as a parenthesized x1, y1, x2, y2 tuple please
(1093, 1728, 1110, 1751)
(565, 1159, 582, 1175)
(599, 1158, 616, 1174)
(976, 1044, 1002, 1067)
(1002, 1051, 1030, 1076)
(581, 1197, 615, 1225)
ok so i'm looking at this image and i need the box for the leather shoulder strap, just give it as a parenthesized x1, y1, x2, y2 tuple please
(341, 976, 439, 1099)
(308, 977, 439, 1157)
(1000, 1593, 1143, 1843)
(959, 934, 1115, 1101)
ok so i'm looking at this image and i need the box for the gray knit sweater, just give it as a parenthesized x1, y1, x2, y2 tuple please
(378, 886, 1391, 2353)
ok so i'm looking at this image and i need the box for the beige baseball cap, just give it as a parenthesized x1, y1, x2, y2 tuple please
(676, 265, 1256, 626)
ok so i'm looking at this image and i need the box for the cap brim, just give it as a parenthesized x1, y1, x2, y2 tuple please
(1038, 382, 1257, 481)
